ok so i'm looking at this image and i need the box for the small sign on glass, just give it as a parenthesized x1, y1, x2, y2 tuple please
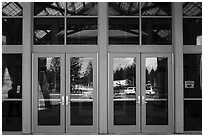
(185, 81, 194, 88)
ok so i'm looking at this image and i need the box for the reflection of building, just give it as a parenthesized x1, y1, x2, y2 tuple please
(114, 79, 129, 87)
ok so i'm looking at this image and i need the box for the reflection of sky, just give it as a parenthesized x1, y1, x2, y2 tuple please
(46, 57, 158, 74)
(46, 58, 52, 69)
(79, 58, 92, 74)
(114, 58, 134, 71)
(146, 58, 157, 73)
(113, 58, 158, 73)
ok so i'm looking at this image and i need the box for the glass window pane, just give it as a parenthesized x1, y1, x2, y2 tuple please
(2, 101, 22, 131)
(184, 54, 202, 98)
(183, 18, 202, 45)
(67, 18, 97, 45)
(145, 57, 168, 125)
(141, 2, 171, 16)
(2, 2, 23, 16)
(2, 18, 22, 45)
(109, 18, 139, 45)
(113, 58, 136, 125)
(183, 2, 202, 16)
(67, 2, 97, 16)
(2, 54, 22, 99)
(109, 2, 139, 16)
(2, 54, 22, 131)
(34, 18, 64, 45)
(70, 57, 93, 125)
(34, 2, 65, 16)
(142, 18, 172, 45)
(184, 100, 202, 131)
(38, 57, 61, 125)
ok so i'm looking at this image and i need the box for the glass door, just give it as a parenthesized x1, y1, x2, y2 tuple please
(66, 54, 97, 133)
(33, 54, 97, 133)
(108, 54, 141, 133)
(141, 54, 173, 133)
(33, 54, 65, 133)
(108, 54, 173, 134)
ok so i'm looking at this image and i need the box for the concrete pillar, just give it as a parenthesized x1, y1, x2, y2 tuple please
(22, 2, 33, 134)
(172, 2, 184, 133)
(98, 2, 108, 134)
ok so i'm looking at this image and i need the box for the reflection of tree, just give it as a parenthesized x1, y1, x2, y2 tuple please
(146, 59, 168, 98)
(38, 58, 49, 108)
(114, 59, 136, 87)
(114, 68, 124, 80)
(125, 60, 136, 86)
(50, 57, 60, 72)
(83, 61, 93, 87)
(71, 57, 82, 92)
(146, 69, 150, 82)
(146, 68, 158, 94)
(38, 57, 61, 108)
(149, 68, 155, 86)
(47, 57, 60, 92)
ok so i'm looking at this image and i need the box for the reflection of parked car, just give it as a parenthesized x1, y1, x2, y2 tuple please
(114, 93, 125, 99)
(146, 84, 155, 95)
(124, 87, 136, 94)
(83, 91, 93, 99)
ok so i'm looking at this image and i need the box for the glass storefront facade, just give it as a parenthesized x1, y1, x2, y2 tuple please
(2, 2, 202, 134)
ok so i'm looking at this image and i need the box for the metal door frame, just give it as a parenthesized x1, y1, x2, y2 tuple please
(108, 53, 141, 134)
(66, 53, 98, 133)
(33, 53, 65, 133)
(141, 54, 173, 133)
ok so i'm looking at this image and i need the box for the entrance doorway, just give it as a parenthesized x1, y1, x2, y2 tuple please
(33, 54, 97, 133)
(108, 54, 173, 134)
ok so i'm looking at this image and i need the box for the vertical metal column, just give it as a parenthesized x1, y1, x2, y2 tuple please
(98, 2, 108, 134)
(22, 2, 33, 134)
(172, 3, 184, 133)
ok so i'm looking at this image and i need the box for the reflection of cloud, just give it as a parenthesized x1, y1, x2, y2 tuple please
(146, 58, 157, 73)
(114, 58, 134, 70)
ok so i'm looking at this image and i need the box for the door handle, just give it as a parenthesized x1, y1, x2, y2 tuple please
(142, 96, 147, 105)
(66, 96, 70, 106)
(59, 96, 65, 105)
(136, 96, 140, 105)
